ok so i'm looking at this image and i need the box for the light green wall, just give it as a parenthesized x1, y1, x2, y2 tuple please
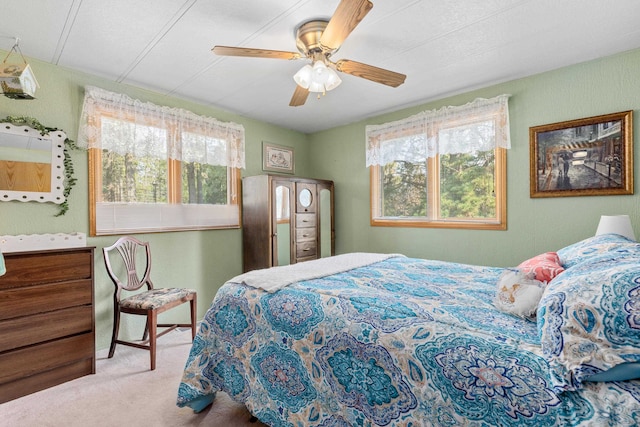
(2, 48, 640, 351)
(0, 53, 309, 350)
(308, 48, 640, 267)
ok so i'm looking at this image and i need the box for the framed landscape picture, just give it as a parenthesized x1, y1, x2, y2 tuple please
(529, 110, 633, 198)
(263, 142, 294, 174)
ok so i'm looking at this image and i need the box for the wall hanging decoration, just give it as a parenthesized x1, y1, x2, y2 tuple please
(529, 110, 633, 198)
(263, 141, 294, 174)
(0, 38, 39, 99)
(0, 116, 81, 216)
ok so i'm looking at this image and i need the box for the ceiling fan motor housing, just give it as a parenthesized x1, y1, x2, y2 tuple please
(295, 19, 336, 59)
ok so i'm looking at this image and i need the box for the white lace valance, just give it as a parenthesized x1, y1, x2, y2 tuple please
(366, 95, 511, 166)
(77, 86, 245, 168)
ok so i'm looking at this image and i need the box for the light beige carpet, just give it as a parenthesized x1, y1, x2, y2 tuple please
(2, 328, 267, 427)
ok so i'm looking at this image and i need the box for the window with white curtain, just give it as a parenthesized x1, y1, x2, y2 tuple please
(77, 86, 245, 236)
(366, 95, 510, 229)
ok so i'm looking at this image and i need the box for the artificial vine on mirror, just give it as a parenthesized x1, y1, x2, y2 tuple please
(1, 115, 82, 216)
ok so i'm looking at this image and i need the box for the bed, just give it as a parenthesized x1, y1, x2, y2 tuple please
(177, 234, 640, 426)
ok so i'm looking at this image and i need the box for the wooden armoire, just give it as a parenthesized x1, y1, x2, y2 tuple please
(242, 175, 334, 272)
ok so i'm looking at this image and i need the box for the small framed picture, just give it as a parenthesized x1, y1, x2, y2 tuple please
(263, 142, 294, 174)
(529, 110, 633, 197)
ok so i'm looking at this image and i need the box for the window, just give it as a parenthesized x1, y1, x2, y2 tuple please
(366, 95, 510, 230)
(78, 86, 244, 236)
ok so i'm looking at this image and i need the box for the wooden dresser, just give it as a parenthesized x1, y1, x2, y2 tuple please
(0, 246, 95, 403)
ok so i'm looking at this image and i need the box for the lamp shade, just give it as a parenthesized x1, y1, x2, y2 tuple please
(312, 60, 330, 84)
(324, 68, 342, 91)
(595, 215, 636, 241)
(293, 64, 313, 89)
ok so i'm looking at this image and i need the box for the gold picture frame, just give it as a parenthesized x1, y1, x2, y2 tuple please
(529, 110, 633, 198)
(263, 142, 294, 174)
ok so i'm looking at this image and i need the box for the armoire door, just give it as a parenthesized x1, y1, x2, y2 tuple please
(272, 180, 293, 267)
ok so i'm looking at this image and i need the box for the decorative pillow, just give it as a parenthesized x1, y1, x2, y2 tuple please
(494, 269, 544, 321)
(556, 233, 640, 269)
(538, 257, 640, 391)
(517, 252, 564, 283)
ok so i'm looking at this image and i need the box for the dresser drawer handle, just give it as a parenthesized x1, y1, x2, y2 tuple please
(303, 248, 311, 251)
(302, 234, 309, 237)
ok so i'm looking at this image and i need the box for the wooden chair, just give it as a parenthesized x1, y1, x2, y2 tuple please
(103, 236, 197, 370)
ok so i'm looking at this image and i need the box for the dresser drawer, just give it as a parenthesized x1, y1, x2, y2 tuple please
(295, 227, 316, 242)
(0, 250, 93, 290)
(0, 333, 94, 386)
(0, 358, 93, 404)
(296, 241, 317, 259)
(295, 213, 316, 229)
(0, 305, 93, 353)
(0, 279, 92, 321)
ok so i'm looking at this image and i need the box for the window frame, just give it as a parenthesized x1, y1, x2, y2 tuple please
(87, 111, 241, 236)
(370, 147, 507, 230)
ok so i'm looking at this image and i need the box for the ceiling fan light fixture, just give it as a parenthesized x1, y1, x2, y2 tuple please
(214, 1, 405, 107)
(324, 68, 342, 91)
(293, 64, 313, 89)
(308, 80, 326, 93)
(312, 60, 329, 82)
(294, 60, 342, 93)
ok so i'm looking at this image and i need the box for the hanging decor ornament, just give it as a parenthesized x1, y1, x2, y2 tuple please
(0, 38, 39, 99)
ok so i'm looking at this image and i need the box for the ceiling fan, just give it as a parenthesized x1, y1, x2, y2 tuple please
(212, 0, 406, 106)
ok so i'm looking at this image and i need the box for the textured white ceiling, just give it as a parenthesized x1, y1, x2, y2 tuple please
(2, 0, 640, 133)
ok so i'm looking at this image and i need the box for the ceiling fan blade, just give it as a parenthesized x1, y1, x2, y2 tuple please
(319, 0, 373, 51)
(289, 85, 310, 107)
(212, 46, 301, 60)
(335, 59, 406, 87)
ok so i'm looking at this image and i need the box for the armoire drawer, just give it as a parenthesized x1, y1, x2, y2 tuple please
(295, 213, 316, 228)
(295, 227, 316, 242)
(296, 241, 317, 259)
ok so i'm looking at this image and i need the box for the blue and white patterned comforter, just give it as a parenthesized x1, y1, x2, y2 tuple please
(177, 255, 640, 426)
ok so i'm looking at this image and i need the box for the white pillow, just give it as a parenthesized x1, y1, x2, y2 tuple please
(495, 269, 545, 321)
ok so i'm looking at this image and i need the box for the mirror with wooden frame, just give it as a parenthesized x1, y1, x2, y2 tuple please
(0, 121, 66, 204)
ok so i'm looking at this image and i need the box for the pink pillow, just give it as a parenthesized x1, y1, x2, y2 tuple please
(517, 252, 564, 283)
